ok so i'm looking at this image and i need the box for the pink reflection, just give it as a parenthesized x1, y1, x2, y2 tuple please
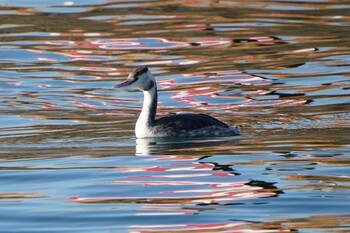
(139, 203, 195, 216)
(91, 38, 190, 50)
(44, 37, 216, 63)
(7, 81, 22, 86)
(188, 37, 232, 47)
(236, 99, 307, 107)
(42, 103, 56, 109)
(126, 171, 234, 179)
(45, 40, 76, 46)
(158, 70, 272, 107)
(156, 69, 309, 108)
(118, 163, 215, 173)
(79, 66, 123, 77)
(234, 36, 288, 46)
(131, 59, 200, 66)
(80, 67, 119, 72)
(182, 70, 270, 86)
(37, 57, 57, 62)
(70, 152, 279, 232)
(70, 185, 273, 204)
(287, 48, 318, 54)
(144, 155, 199, 161)
(171, 86, 225, 106)
(250, 36, 283, 46)
(67, 100, 96, 110)
(71, 155, 276, 205)
(167, 23, 208, 32)
(50, 32, 109, 37)
(52, 50, 111, 61)
(123, 160, 213, 171)
(114, 180, 248, 186)
(29, 45, 112, 62)
(45, 37, 235, 52)
(130, 221, 290, 233)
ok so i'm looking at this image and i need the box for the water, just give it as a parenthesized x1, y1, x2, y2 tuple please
(0, 0, 349, 232)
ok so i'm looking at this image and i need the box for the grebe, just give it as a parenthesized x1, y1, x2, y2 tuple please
(114, 67, 240, 138)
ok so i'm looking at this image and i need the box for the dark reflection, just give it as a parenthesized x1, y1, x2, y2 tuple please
(233, 36, 288, 45)
(135, 137, 241, 156)
(209, 162, 236, 173)
(266, 162, 319, 171)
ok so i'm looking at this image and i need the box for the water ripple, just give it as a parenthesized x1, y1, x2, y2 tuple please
(0, 0, 349, 232)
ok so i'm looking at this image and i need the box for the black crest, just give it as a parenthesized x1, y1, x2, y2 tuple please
(133, 66, 148, 77)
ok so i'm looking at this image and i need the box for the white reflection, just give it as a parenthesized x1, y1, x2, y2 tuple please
(136, 138, 157, 156)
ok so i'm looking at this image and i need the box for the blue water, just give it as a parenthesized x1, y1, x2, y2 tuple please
(0, 0, 349, 232)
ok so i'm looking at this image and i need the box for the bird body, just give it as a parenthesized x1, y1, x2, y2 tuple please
(114, 67, 240, 138)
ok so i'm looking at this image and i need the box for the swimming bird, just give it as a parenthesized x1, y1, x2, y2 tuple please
(114, 67, 240, 138)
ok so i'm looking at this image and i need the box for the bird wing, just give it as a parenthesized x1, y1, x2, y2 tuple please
(153, 113, 229, 132)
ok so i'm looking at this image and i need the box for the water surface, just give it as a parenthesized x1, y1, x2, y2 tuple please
(0, 0, 349, 232)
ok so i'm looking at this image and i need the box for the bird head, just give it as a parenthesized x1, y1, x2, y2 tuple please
(114, 67, 155, 91)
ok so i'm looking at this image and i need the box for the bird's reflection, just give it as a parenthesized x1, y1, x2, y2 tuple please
(136, 137, 241, 156)
(136, 138, 157, 156)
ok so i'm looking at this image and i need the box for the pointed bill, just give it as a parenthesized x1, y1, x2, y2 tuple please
(113, 78, 136, 88)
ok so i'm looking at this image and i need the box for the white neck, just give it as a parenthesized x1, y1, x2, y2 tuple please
(135, 85, 157, 138)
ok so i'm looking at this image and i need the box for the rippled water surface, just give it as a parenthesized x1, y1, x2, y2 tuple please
(1, 0, 349, 232)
